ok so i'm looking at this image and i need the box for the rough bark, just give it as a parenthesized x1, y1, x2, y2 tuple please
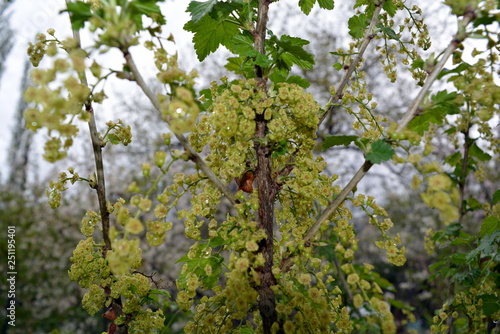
(253, 0, 281, 332)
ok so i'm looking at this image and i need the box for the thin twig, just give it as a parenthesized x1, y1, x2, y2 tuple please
(305, 160, 373, 241)
(123, 51, 237, 206)
(65, 1, 126, 333)
(65, 1, 111, 251)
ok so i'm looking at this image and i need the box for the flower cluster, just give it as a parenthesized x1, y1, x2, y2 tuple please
(104, 119, 132, 146)
(271, 265, 353, 333)
(27, 33, 48, 67)
(110, 273, 150, 313)
(342, 263, 402, 333)
(353, 194, 406, 266)
(127, 309, 165, 334)
(431, 283, 499, 334)
(420, 173, 459, 224)
(377, 4, 430, 85)
(106, 239, 142, 276)
(190, 79, 320, 183)
(25, 31, 94, 163)
(81, 210, 101, 237)
(68, 237, 110, 288)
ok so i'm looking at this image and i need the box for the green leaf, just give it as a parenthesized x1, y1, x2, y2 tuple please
(226, 32, 255, 56)
(411, 58, 425, 69)
(348, 13, 368, 38)
(493, 189, 500, 205)
(255, 53, 273, 68)
(332, 62, 342, 70)
(330, 51, 359, 56)
(208, 235, 226, 247)
(298, 0, 315, 15)
(273, 35, 315, 70)
(407, 107, 448, 134)
(176, 253, 224, 289)
(65, 1, 92, 30)
(428, 260, 445, 273)
(187, 0, 218, 23)
(184, 15, 239, 61)
(269, 69, 288, 84)
(272, 140, 288, 158)
(354, 138, 370, 150)
(129, 0, 166, 19)
(452, 268, 481, 286)
(149, 289, 171, 297)
(445, 151, 462, 166)
(438, 62, 470, 79)
(317, 0, 334, 10)
(449, 253, 467, 265)
(208, 1, 240, 21)
(408, 91, 460, 135)
(450, 238, 470, 246)
(388, 299, 414, 311)
(239, 328, 256, 334)
(473, 13, 497, 27)
(467, 197, 482, 211)
(129, 0, 166, 27)
(354, 0, 369, 8)
(286, 75, 310, 88)
(107, 134, 121, 145)
(376, 24, 399, 40)
(479, 294, 500, 316)
(224, 56, 254, 78)
(366, 139, 395, 164)
(382, 1, 397, 16)
(469, 142, 492, 162)
(466, 232, 499, 262)
(479, 216, 500, 238)
(322, 135, 358, 150)
(444, 222, 462, 236)
(431, 90, 458, 104)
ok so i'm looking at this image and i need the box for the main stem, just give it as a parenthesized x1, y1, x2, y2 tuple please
(253, 0, 280, 333)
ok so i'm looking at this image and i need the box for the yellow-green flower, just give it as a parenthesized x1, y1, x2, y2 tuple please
(353, 294, 364, 308)
(430, 191, 451, 210)
(125, 218, 144, 234)
(428, 174, 452, 191)
(347, 273, 359, 285)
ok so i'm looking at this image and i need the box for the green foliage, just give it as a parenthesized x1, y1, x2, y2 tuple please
(408, 90, 460, 135)
(298, 0, 334, 15)
(427, 211, 500, 332)
(65, 1, 92, 30)
(348, 13, 369, 38)
(184, 13, 239, 61)
(365, 139, 395, 164)
(187, 0, 218, 24)
(65, 0, 165, 30)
